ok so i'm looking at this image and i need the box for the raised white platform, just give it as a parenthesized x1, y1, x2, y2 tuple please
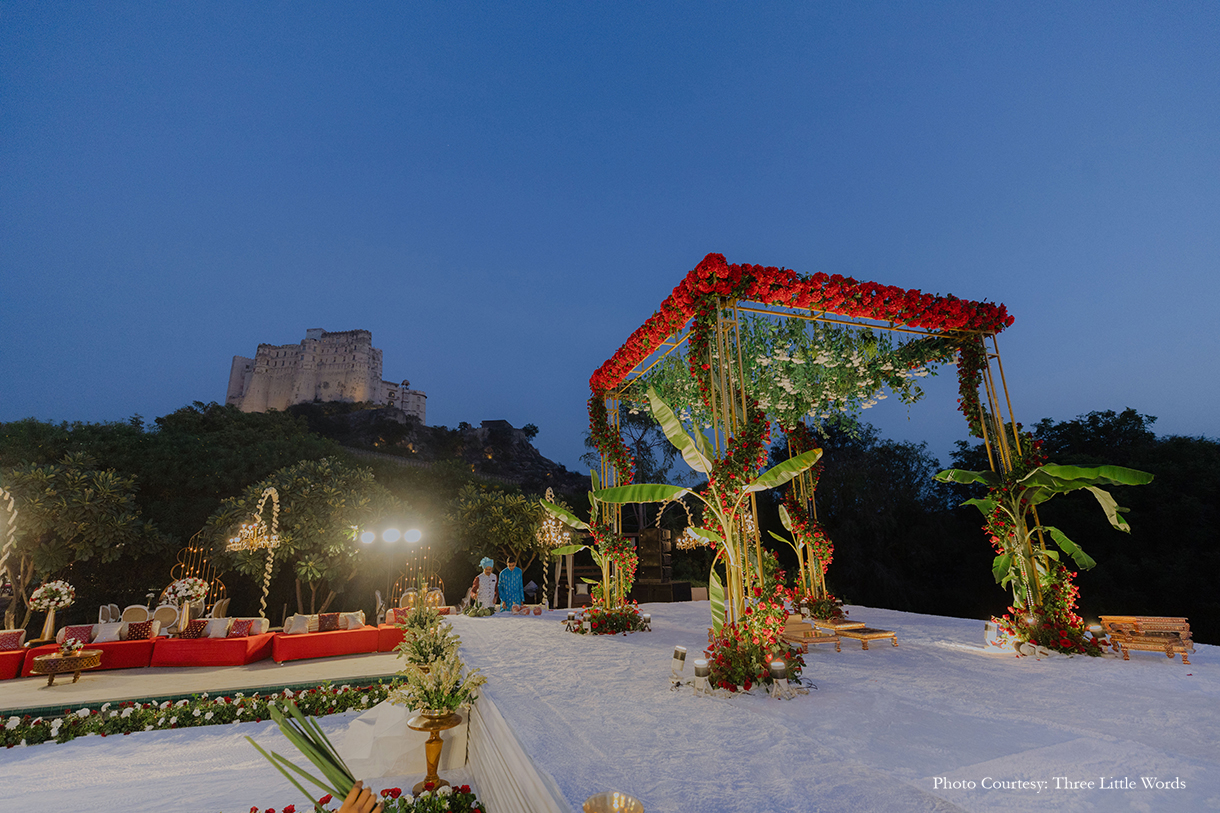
(445, 602, 1220, 813)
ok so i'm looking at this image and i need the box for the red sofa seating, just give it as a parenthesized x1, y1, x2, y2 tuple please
(21, 639, 156, 677)
(271, 626, 380, 664)
(377, 623, 406, 652)
(0, 649, 26, 680)
(150, 632, 275, 667)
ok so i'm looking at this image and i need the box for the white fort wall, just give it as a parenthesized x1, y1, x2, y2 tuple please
(225, 328, 426, 423)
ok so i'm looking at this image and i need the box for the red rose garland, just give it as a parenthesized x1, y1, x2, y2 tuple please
(590, 253, 1013, 410)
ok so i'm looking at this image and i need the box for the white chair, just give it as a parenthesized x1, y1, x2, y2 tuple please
(121, 605, 150, 623)
(108, 603, 120, 621)
(210, 597, 231, 618)
(151, 604, 178, 634)
(98, 605, 112, 623)
(399, 588, 418, 609)
(374, 590, 386, 625)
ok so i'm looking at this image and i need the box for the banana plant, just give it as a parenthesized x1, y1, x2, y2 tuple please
(766, 503, 826, 600)
(547, 388, 821, 634)
(934, 463, 1153, 608)
(540, 471, 648, 609)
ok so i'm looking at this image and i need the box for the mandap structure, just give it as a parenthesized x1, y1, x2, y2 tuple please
(586, 252, 1022, 626)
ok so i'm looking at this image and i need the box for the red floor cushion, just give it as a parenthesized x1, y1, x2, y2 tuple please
(21, 639, 155, 677)
(0, 649, 25, 680)
(377, 623, 406, 652)
(272, 626, 380, 663)
(150, 633, 275, 667)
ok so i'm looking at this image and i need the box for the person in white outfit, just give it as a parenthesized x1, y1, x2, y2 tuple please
(469, 557, 498, 610)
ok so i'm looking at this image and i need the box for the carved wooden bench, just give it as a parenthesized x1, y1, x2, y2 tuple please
(1100, 616, 1193, 665)
(836, 627, 899, 650)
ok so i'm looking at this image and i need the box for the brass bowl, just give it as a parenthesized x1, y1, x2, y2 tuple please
(583, 791, 643, 813)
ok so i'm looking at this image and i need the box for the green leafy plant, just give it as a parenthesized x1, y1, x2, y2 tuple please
(547, 389, 822, 635)
(937, 461, 1152, 655)
(395, 621, 461, 666)
(935, 463, 1153, 606)
(397, 603, 442, 632)
(246, 700, 356, 804)
(538, 471, 640, 612)
(389, 650, 486, 713)
(206, 457, 400, 614)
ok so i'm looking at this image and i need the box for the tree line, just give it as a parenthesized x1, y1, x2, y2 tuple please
(0, 403, 567, 631)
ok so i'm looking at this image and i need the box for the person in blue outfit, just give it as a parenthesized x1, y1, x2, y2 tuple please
(498, 556, 524, 611)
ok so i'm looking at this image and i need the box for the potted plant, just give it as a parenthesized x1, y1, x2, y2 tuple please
(395, 622, 461, 669)
(389, 650, 486, 717)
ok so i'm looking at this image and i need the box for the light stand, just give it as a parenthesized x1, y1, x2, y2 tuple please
(670, 645, 687, 689)
(768, 660, 807, 700)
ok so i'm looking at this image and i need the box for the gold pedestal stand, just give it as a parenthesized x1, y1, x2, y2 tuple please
(406, 710, 462, 795)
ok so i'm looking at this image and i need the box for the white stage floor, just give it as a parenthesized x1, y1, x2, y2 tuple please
(0, 602, 1215, 812)
(446, 602, 1218, 813)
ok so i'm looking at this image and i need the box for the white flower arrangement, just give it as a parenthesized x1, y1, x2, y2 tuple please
(165, 576, 209, 603)
(29, 580, 75, 611)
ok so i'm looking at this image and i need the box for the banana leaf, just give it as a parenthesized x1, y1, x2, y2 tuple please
(768, 529, 801, 554)
(991, 552, 1013, 584)
(647, 388, 713, 474)
(709, 563, 726, 636)
(550, 544, 587, 557)
(1038, 525, 1097, 570)
(1084, 486, 1132, 532)
(961, 496, 998, 516)
(693, 424, 717, 465)
(778, 503, 793, 531)
(592, 484, 690, 504)
(934, 468, 1000, 487)
(540, 499, 590, 531)
(1027, 464, 1153, 488)
(684, 526, 723, 545)
(744, 448, 822, 493)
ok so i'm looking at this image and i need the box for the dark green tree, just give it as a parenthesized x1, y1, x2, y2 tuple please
(1, 452, 166, 629)
(447, 484, 545, 571)
(205, 457, 400, 614)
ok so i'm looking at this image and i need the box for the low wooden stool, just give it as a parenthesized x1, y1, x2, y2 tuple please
(781, 619, 841, 652)
(837, 627, 898, 650)
(812, 617, 866, 633)
(1100, 616, 1193, 665)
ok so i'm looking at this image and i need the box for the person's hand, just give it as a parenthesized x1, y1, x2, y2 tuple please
(337, 780, 382, 813)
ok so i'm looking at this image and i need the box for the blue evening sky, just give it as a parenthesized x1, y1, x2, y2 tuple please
(2, 2, 1217, 471)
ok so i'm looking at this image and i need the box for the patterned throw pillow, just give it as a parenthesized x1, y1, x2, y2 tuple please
(227, 619, 254, 638)
(0, 630, 25, 651)
(386, 607, 405, 625)
(126, 620, 155, 640)
(179, 619, 208, 639)
(317, 612, 341, 632)
(63, 625, 94, 646)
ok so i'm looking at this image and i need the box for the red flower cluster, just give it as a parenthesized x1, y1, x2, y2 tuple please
(588, 397, 634, 484)
(572, 602, 645, 635)
(781, 491, 834, 575)
(992, 564, 1103, 657)
(706, 597, 805, 690)
(590, 252, 1013, 399)
(956, 337, 989, 438)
